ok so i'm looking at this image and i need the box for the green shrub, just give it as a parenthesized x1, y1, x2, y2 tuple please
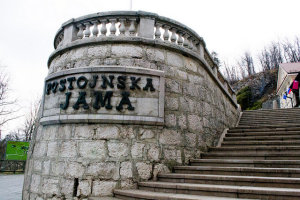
(247, 101, 262, 110)
(237, 86, 252, 110)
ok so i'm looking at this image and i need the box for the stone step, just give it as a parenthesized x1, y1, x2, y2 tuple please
(223, 135, 300, 141)
(226, 131, 300, 137)
(238, 122, 300, 126)
(201, 152, 300, 160)
(221, 140, 300, 147)
(233, 124, 300, 129)
(174, 166, 300, 177)
(158, 173, 300, 188)
(242, 108, 300, 114)
(208, 146, 300, 153)
(239, 117, 300, 120)
(190, 159, 300, 168)
(228, 126, 300, 133)
(113, 189, 252, 200)
(138, 181, 300, 199)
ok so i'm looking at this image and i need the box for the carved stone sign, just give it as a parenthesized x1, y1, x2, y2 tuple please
(40, 66, 165, 125)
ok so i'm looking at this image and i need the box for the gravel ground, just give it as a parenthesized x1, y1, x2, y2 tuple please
(0, 174, 24, 200)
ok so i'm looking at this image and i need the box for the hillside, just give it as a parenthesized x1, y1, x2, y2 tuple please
(232, 69, 278, 110)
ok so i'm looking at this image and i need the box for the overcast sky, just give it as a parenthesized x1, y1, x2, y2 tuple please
(0, 0, 300, 136)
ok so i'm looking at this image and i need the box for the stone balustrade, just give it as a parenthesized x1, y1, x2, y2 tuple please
(52, 11, 236, 101)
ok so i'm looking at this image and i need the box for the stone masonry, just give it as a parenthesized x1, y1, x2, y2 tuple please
(23, 11, 240, 199)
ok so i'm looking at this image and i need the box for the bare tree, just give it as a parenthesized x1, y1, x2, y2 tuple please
(237, 52, 255, 76)
(282, 37, 300, 63)
(0, 66, 18, 128)
(223, 62, 239, 84)
(259, 42, 283, 71)
(22, 99, 40, 141)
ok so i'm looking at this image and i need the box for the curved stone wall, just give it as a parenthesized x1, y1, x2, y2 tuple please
(23, 11, 240, 199)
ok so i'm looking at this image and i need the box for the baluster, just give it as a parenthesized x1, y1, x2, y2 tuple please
(92, 20, 99, 37)
(188, 36, 193, 50)
(84, 22, 91, 38)
(100, 20, 107, 36)
(163, 25, 170, 41)
(170, 28, 177, 43)
(77, 24, 84, 39)
(192, 39, 199, 51)
(129, 19, 136, 36)
(177, 31, 183, 45)
(119, 19, 126, 36)
(155, 23, 162, 40)
(110, 19, 117, 36)
(183, 33, 189, 48)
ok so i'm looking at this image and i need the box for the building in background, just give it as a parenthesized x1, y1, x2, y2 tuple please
(277, 62, 300, 108)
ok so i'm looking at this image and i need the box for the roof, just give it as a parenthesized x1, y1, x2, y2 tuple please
(280, 62, 300, 74)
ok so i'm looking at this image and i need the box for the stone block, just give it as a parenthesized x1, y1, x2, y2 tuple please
(42, 160, 51, 175)
(165, 79, 181, 93)
(47, 142, 58, 157)
(42, 126, 58, 141)
(146, 48, 165, 62)
(164, 149, 182, 163)
(136, 162, 152, 180)
(139, 128, 155, 140)
(87, 46, 108, 58)
(120, 161, 133, 179)
(70, 47, 87, 60)
(184, 57, 198, 72)
(33, 160, 42, 172)
(60, 141, 77, 158)
(33, 142, 47, 158)
(120, 127, 135, 139)
(178, 114, 187, 130)
(79, 141, 106, 159)
(131, 143, 145, 159)
(147, 145, 160, 161)
(41, 178, 59, 195)
(57, 125, 73, 140)
(108, 142, 129, 158)
(51, 162, 65, 176)
(177, 70, 188, 80)
(66, 162, 85, 177)
(30, 174, 41, 193)
(60, 179, 74, 197)
(121, 179, 136, 189)
(86, 162, 119, 180)
(153, 164, 170, 180)
(188, 114, 203, 132)
(165, 113, 176, 127)
(92, 181, 117, 196)
(159, 129, 182, 145)
(185, 132, 197, 147)
(166, 52, 184, 68)
(73, 125, 94, 139)
(111, 45, 143, 58)
(77, 180, 91, 196)
(95, 126, 119, 139)
(165, 96, 179, 111)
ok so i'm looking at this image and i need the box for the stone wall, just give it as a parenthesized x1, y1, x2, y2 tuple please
(23, 11, 240, 200)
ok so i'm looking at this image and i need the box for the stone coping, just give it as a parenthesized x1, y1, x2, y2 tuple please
(45, 65, 165, 81)
(48, 36, 238, 108)
(40, 114, 164, 126)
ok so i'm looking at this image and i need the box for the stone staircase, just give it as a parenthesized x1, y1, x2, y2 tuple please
(114, 108, 300, 199)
